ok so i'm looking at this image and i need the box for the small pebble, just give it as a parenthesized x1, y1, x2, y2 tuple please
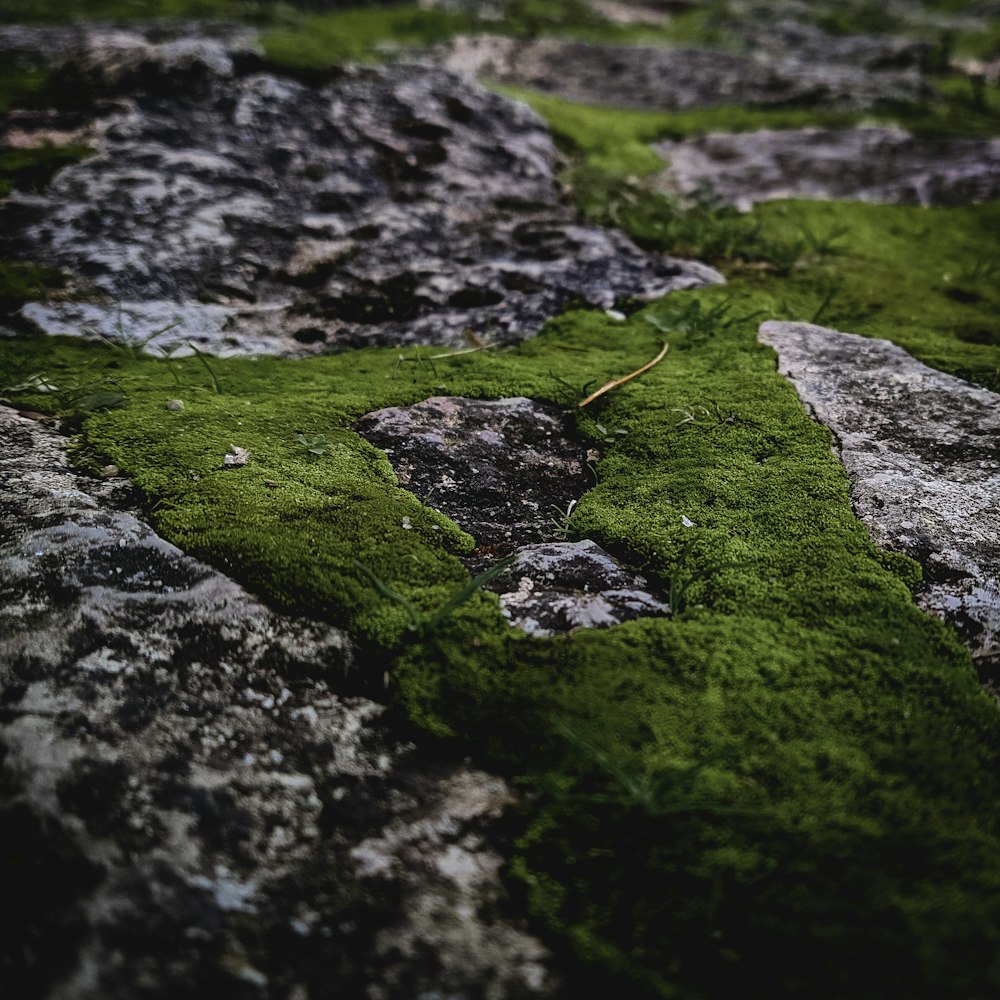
(166, 399, 185, 411)
(223, 445, 251, 468)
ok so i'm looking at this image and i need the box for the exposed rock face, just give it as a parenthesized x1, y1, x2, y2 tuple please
(656, 126, 1000, 208)
(495, 539, 670, 635)
(355, 395, 594, 551)
(721, 17, 934, 68)
(440, 35, 932, 111)
(759, 321, 1000, 680)
(0, 405, 555, 999)
(355, 395, 670, 632)
(0, 27, 720, 356)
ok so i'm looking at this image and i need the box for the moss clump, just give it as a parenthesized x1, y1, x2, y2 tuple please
(0, 260, 68, 312)
(0, 65, 54, 114)
(500, 88, 1000, 388)
(747, 199, 1000, 389)
(0, 143, 94, 199)
(260, 6, 474, 74)
(0, 0, 299, 25)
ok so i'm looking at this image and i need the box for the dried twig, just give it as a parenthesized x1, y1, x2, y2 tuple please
(428, 342, 499, 360)
(579, 341, 669, 407)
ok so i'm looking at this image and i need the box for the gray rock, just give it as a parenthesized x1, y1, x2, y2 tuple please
(355, 396, 670, 633)
(589, 0, 673, 26)
(0, 405, 555, 999)
(440, 35, 932, 111)
(495, 540, 670, 636)
(720, 17, 934, 69)
(758, 321, 1000, 679)
(18, 300, 295, 358)
(354, 395, 594, 551)
(656, 126, 1000, 209)
(712, 0, 989, 41)
(2, 31, 720, 355)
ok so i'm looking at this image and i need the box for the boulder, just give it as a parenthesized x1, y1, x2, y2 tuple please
(1, 30, 720, 355)
(0, 405, 555, 999)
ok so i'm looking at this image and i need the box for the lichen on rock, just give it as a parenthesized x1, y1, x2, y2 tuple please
(1, 26, 720, 355)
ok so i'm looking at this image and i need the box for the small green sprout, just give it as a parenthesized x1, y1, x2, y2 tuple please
(353, 556, 515, 637)
(644, 298, 765, 350)
(550, 499, 578, 539)
(295, 432, 334, 457)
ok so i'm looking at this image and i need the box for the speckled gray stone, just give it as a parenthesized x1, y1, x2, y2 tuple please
(0, 405, 555, 1000)
(355, 395, 595, 552)
(1, 28, 720, 355)
(656, 126, 1000, 209)
(355, 396, 670, 633)
(440, 34, 932, 111)
(496, 540, 670, 636)
(758, 321, 1000, 678)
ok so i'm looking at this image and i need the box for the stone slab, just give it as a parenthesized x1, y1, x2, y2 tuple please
(759, 320, 1000, 679)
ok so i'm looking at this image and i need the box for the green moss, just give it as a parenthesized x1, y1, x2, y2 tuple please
(494, 89, 1000, 387)
(747, 199, 1000, 389)
(0, 260, 68, 312)
(1, 3, 999, 994)
(952, 17, 1000, 60)
(505, 77, 1000, 153)
(0, 0, 298, 25)
(3, 244, 1000, 991)
(0, 65, 53, 115)
(0, 143, 94, 199)
(260, 6, 474, 73)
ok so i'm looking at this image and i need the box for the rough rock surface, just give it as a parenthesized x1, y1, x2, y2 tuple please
(440, 35, 932, 111)
(656, 126, 1000, 208)
(495, 540, 670, 635)
(355, 395, 670, 632)
(720, 17, 934, 68)
(0, 27, 720, 356)
(355, 395, 595, 551)
(759, 321, 1000, 679)
(0, 405, 555, 999)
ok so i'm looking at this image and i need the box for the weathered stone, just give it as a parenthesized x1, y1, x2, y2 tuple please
(354, 395, 593, 551)
(656, 126, 1000, 208)
(589, 0, 673, 26)
(758, 321, 1000, 679)
(495, 540, 670, 635)
(2, 30, 720, 355)
(18, 300, 295, 358)
(0, 405, 555, 999)
(355, 396, 670, 633)
(440, 35, 933, 111)
(720, 17, 934, 69)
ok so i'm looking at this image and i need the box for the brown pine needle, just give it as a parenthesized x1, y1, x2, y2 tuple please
(428, 342, 498, 360)
(579, 341, 669, 407)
